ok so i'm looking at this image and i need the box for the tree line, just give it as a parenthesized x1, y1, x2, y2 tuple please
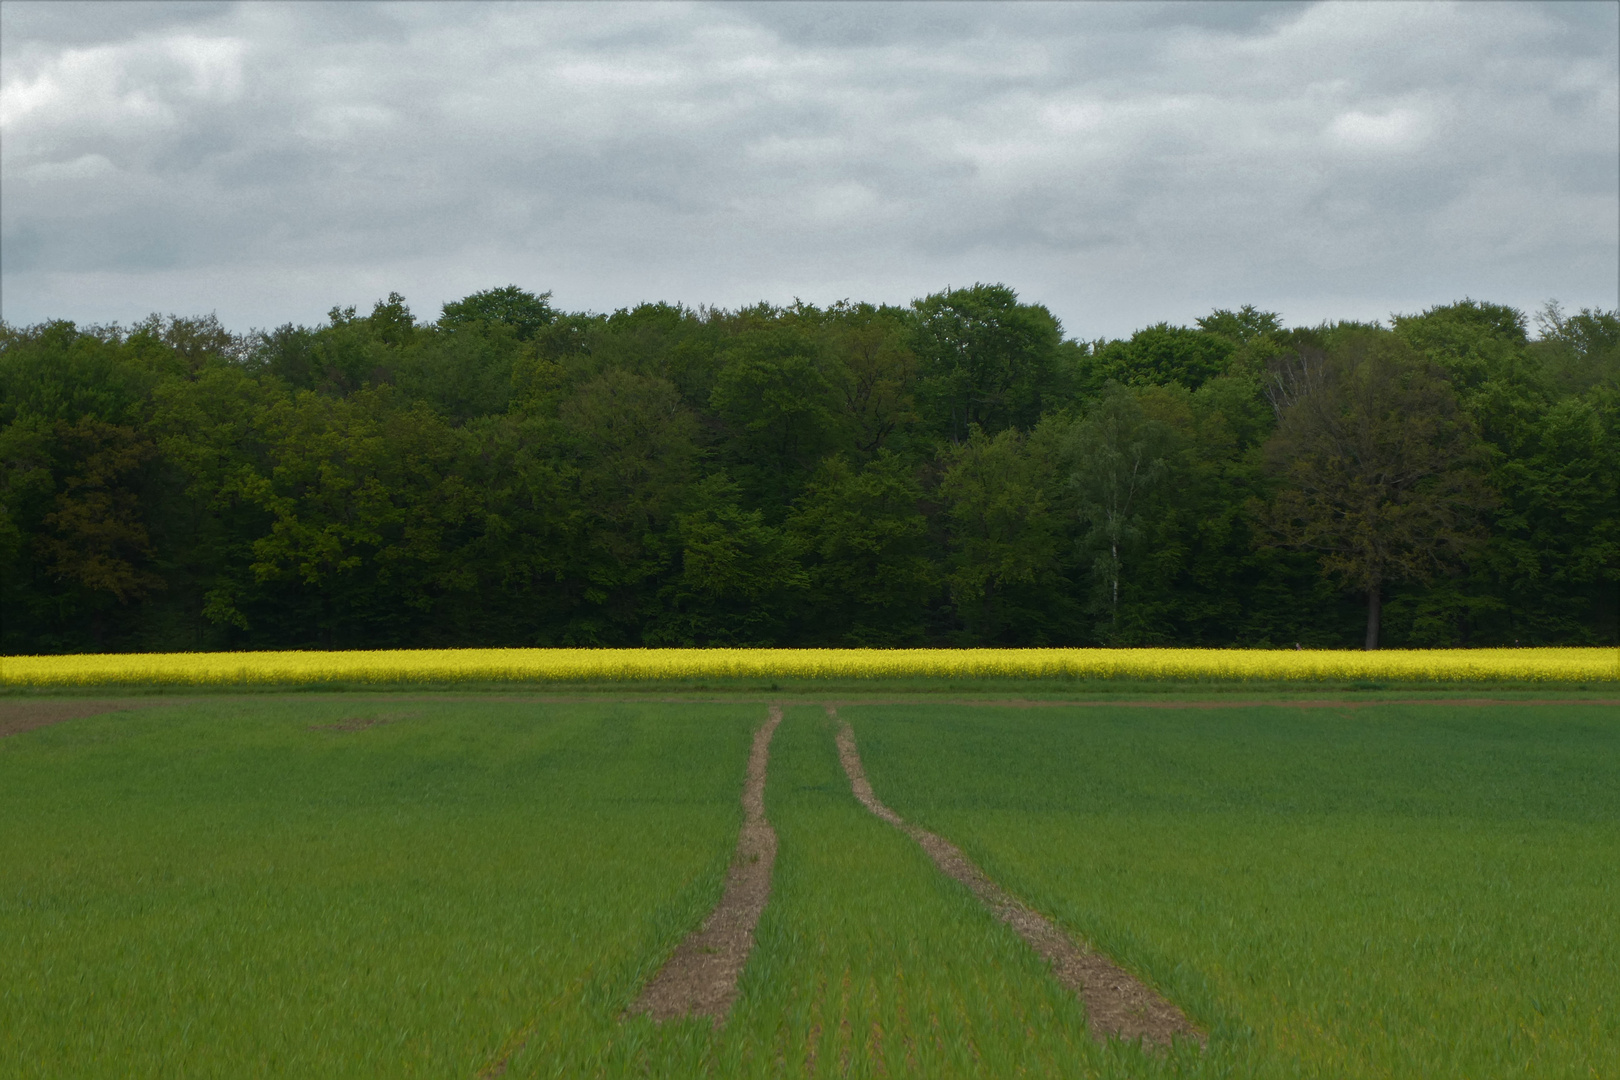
(2, 284, 1615, 654)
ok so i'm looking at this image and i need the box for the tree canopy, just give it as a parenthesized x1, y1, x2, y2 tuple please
(3, 286, 1615, 652)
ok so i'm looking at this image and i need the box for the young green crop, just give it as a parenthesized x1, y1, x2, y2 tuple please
(9, 696, 1616, 1077)
(845, 701, 1620, 1079)
(554, 707, 1209, 1078)
(0, 698, 759, 1078)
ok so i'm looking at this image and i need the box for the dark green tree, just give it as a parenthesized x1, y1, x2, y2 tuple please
(3, 287, 1614, 653)
(912, 284, 1070, 442)
(1086, 322, 1236, 392)
(439, 285, 555, 340)
(1263, 333, 1494, 649)
(237, 385, 471, 646)
(786, 452, 936, 644)
(1061, 384, 1177, 638)
(936, 427, 1066, 642)
(537, 369, 701, 642)
(1196, 305, 1283, 344)
(1392, 299, 1529, 397)
(1534, 302, 1620, 395)
(821, 303, 920, 457)
(650, 473, 805, 645)
(710, 322, 841, 512)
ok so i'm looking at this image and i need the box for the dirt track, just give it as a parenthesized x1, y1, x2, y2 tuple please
(909, 697, 1620, 710)
(627, 704, 783, 1025)
(0, 699, 168, 738)
(309, 710, 421, 732)
(245, 693, 1618, 709)
(830, 707, 1204, 1050)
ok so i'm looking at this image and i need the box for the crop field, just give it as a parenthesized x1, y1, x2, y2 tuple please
(4, 645, 1616, 688)
(846, 700, 1620, 1078)
(0, 699, 761, 1077)
(3, 692, 1617, 1078)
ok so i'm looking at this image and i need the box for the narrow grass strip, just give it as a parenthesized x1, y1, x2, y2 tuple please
(4, 645, 1613, 687)
(830, 707, 1205, 1050)
(627, 705, 783, 1026)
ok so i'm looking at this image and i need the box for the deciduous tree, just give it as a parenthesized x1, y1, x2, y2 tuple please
(1062, 384, 1177, 637)
(913, 284, 1069, 442)
(1263, 333, 1493, 649)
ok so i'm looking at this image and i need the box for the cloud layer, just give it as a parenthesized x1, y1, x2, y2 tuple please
(2, 0, 1615, 338)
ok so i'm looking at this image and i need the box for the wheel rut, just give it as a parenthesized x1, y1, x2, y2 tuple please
(480, 706, 783, 1076)
(829, 706, 1205, 1050)
(0, 699, 166, 738)
(627, 703, 783, 1025)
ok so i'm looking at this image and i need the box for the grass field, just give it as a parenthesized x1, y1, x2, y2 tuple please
(849, 701, 1620, 1078)
(590, 707, 1190, 1079)
(3, 693, 1617, 1077)
(0, 698, 760, 1078)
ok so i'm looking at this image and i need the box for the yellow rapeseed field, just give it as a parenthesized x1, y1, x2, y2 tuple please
(1, 647, 1614, 687)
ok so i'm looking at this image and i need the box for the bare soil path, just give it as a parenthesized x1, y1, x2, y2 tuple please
(0, 698, 168, 738)
(309, 710, 421, 732)
(829, 706, 1204, 1050)
(908, 697, 1619, 710)
(479, 707, 784, 1076)
(628, 704, 783, 1025)
(318, 693, 1616, 710)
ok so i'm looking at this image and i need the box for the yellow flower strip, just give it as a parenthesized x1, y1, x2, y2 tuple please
(2, 647, 1615, 686)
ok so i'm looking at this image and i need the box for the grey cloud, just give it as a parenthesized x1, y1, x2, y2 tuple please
(0, 1, 235, 51)
(1, 0, 1614, 339)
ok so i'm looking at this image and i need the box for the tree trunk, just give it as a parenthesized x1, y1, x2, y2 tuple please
(1364, 582, 1381, 651)
(1111, 540, 1119, 624)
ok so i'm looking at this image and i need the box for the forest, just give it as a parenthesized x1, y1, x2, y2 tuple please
(2, 284, 1615, 654)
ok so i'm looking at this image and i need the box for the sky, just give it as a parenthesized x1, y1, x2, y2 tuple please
(1, 0, 1616, 341)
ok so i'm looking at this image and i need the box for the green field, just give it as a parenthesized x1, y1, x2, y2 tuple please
(3, 695, 1617, 1077)
(850, 701, 1620, 1078)
(0, 698, 760, 1077)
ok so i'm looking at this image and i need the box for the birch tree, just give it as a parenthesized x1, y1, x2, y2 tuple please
(1065, 385, 1175, 635)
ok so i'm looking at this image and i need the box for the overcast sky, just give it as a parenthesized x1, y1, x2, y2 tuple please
(2, 1, 1615, 341)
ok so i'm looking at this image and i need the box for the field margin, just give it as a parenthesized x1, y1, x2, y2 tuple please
(3, 679, 1617, 701)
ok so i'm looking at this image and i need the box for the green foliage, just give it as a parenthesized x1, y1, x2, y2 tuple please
(438, 284, 556, 340)
(1085, 320, 1238, 392)
(912, 283, 1070, 441)
(32, 417, 162, 605)
(1262, 332, 1494, 648)
(240, 386, 474, 645)
(936, 427, 1069, 643)
(1061, 384, 1178, 638)
(1196, 304, 1283, 344)
(0, 320, 153, 426)
(711, 322, 842, 510)
(1534, 301, 1620, 395)
(388, 323, 521, 421)
(1467, 385, 1620, 644)
(2, 285, 1615, 651)
(821, 301, 920, 457)
(1392, 298, 1529, 396)
(786, 453, 936, 645)
(526, 369, 702, 644)
(652, 474, 806, 645)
